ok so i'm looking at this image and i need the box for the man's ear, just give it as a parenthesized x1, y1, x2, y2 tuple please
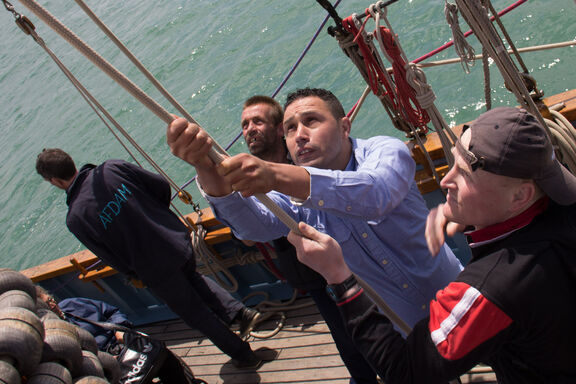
(340, 116, 351, 137)
(276, 122, 284, 138)
(511, 182, 537, 213)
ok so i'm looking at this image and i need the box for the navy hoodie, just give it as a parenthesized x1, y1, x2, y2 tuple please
(66, 160, 194, 286)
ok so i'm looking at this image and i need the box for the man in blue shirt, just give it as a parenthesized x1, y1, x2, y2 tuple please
(166, 88, 463, 329)
(240, 95, 378, 384)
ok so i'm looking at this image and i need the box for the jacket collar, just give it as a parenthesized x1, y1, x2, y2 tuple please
(65, 163, 97, 206)
(467, 197, 549, 247)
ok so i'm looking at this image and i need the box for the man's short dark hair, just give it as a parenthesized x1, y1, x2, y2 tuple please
(284, 88, 346, 120)
(36, 148, 77, 180)
(243, 95, 283, 127)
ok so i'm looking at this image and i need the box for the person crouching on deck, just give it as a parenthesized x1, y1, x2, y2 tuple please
(287, 107, 576, 383)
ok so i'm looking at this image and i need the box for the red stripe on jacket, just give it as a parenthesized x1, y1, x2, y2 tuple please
(428, 282, 512, 360)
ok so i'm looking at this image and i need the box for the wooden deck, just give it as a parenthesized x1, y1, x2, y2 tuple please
(137, 296, 497, 384)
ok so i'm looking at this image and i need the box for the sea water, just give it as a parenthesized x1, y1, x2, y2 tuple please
(0, 0, 574, 271)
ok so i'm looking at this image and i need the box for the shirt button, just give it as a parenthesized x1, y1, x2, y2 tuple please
(362, 233, 368, 239)
(421, 304, 427, 310)
(346, 206, 352, 211)
(318, 200, 325, 207)
(382, 259, 388, 265)
(402, 283, 409, 289)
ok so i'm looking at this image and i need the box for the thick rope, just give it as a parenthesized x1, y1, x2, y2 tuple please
(72, 0, 229, 158)
(544, 108, 576, 174)
(482, 47, 492, 110)
(406, 64, 456, 173)
(452, 0, 576, 189)
(549, 109, 576, 144)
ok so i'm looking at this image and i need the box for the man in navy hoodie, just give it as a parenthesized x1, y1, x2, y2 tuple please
(36, 149, 273, 370)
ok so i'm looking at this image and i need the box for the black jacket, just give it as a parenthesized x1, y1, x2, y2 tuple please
(272, 237, 326, 291)
(338, 201, 576, 383)
(66, 160, 194, 286)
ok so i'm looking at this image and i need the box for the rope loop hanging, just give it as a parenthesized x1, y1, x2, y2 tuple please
(444, 0, 476, 73)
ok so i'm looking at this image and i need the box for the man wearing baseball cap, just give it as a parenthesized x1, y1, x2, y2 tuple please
(287, 107, 576, 383)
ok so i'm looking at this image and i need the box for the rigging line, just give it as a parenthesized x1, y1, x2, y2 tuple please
(42, 43, 140, 166)
(345, 0, 527, 124)
(21, 20, 176, 189)
(223, 0, 344, 153)
(176, 0, 343, 194)
(72, 0, 228, 159)
(485, 0, 529, 75)
(455, 0, 544, 127)
(271, 0, 342, 100)
(18, 0, 301, 234)
(347, 86, 371, 122)
(25, 21, 200, 225)
(416, 41, 576, 68)
(74, 0, 221, 207)
(412, 0, 527, 65)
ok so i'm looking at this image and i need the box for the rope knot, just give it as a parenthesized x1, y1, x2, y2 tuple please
(406, 64, 436, 109)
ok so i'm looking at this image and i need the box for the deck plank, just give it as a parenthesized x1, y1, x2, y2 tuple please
(138, 296, 497, 384)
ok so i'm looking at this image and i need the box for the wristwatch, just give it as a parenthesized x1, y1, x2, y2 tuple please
(326, 274, 358, 302)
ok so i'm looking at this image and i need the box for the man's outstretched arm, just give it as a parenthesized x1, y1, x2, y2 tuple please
(167, 117, 310, 199)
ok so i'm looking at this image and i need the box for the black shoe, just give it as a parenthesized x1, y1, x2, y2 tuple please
(237, 307, 262, 338)
(232, 347, 277, 370)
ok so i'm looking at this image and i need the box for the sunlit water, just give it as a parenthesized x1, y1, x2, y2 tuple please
(0, 0, 574, 270)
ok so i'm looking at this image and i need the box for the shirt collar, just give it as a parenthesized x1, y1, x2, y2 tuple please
(345, 138, 358, 171)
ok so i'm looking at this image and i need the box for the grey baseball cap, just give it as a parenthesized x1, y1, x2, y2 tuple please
(456, 106, 576, 205)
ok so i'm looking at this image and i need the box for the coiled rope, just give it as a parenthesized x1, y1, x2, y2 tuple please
(545, 107, 576, 174)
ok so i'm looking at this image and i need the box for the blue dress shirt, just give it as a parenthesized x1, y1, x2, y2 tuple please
(205, 136, 463, 328)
